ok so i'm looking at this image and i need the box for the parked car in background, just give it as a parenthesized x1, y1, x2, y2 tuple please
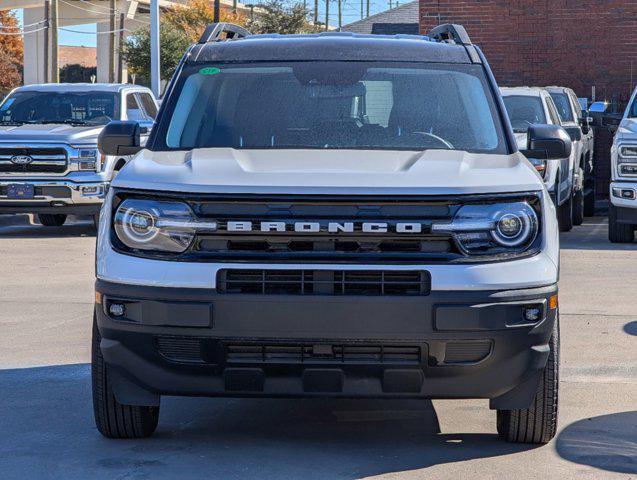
(501, 86, 578, 231)
(545, 86, 595, 217)
(0, 83, 158, 226)
(609, 86, 637, 242)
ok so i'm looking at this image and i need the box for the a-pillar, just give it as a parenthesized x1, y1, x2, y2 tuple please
(22, 6, 48, 85)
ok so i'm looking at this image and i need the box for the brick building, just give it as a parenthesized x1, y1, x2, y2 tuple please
(419, 1, 637, 108)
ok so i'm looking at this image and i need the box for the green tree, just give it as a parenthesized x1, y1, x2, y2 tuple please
(247, 1, 320, 34)
(120, 22, 191, 87)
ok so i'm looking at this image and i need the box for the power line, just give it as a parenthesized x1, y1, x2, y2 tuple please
(59, 26, 131, 34)
(0, 26, 49, 35)
(0, 19, 47, 29)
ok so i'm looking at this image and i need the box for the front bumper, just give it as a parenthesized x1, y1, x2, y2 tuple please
(95, 280, 558, 410)
(610, 181, 637, 224)
(0, 179, 107, 214)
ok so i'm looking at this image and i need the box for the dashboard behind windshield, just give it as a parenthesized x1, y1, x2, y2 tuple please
(155, 61, 508, 154)
(0, 90, 120, 126)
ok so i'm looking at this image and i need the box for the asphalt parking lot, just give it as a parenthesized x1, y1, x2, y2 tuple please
(0, 214, 635, 480)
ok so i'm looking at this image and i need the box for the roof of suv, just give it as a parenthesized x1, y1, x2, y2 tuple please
(500, 86, 547, 97)
(190, 33, 476, 64)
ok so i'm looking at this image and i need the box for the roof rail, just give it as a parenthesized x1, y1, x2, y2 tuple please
(198, 23, 251, 44)
(428, 24, 471, 45)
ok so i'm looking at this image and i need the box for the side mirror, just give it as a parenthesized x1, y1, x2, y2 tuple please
(98, 121, 142, 156)
(520, 124, 572, 160)
(563, 125, 583, 142)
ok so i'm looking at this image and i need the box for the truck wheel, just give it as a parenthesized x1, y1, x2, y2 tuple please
(92, 313, 160, 438)
(497, 314, 559, 444)
(608, 205, 635, 243)
(557, 195, 573, 232)
(583, 182, 595, 217)
(572, 188, 584, 226)
(38, 214, 67, 227)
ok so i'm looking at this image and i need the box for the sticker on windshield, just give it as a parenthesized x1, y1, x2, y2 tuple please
(199, 67, 221, 75)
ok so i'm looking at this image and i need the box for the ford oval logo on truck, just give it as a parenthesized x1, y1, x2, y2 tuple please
(10, 155, 33, 165)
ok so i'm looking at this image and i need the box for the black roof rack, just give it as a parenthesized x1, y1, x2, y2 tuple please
(428, 24, 472, 45)
(198, 22, 251, 44)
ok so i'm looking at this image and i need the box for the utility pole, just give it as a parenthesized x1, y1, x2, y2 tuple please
(338, 0, 341, 30)
(313, 0, 318, 24)
(325, 0, 329, 30)
(50, 0, 58, 82)
(232, 0, 237, 13)
(214, 0, 220, 22)
(366, 0, 369, 17)
(109, 0, 115, 83)
(44, 0, 49, 82)
(118, 13, 125, 83)
(360, 0, 363, 19)
(389, 0, 392, 9)
(150, 0, 160, 97)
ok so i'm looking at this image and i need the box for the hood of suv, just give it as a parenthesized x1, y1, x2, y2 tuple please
(617, 118, 637, 140)
(0, 123, 103, 144)
(113, 149, 543, 195)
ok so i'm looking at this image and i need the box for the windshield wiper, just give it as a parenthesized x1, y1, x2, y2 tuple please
(35, 120, 95, 126)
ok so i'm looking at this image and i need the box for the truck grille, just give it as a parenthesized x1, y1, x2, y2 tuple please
(172, 194, 460, 263)
(217, 269, 431, 296)
(0, 147, 68, 174)
(225, 343, 422, 365)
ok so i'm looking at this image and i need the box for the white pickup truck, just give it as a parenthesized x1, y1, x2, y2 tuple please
(609, 87, 637, 242)
(0, 83, 158, 226)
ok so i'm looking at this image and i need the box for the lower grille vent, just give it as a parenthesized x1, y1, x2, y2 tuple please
(444, 341, 492, 364)
(217, 269, 431, 296)
(226, 343, 422, 365)
(156, 336, 204, 363)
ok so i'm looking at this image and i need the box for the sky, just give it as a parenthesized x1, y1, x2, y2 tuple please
(14, 0, 402, 48)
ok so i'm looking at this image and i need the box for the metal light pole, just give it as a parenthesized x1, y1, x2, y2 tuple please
(150, 0, 160, 98)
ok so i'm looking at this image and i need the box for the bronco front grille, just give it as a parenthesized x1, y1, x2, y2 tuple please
(0, 147, 68, 174)
(216, 269, 431, 295)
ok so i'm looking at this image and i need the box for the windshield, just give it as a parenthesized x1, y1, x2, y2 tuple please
(502, 95, 547, 133)
(628, 98, 637, 118)
(0, 90, 119, 126)
(549, 92, 574, 122)
(158, 62, 507, 153)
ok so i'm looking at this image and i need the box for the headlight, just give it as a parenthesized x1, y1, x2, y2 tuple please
(70, 146, 103, 171)
(618, 145, 637, 177)
(431, 201, 539, 255)
(619, 145, 637, 159)
(114, 199, 200, 253)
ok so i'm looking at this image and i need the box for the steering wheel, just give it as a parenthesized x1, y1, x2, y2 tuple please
(410, 131, 455, 149)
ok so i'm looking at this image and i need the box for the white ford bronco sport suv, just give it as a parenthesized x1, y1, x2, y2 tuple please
(93, 24, 569, 444)
(609, 86, 637, 242)
(500, 87, 579, 231)
(0, 83, 157, 226)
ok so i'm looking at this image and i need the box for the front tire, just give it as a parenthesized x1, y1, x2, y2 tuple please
(557, 194, 573, 232)
(38, 213, 67, 227)
(92, 313, 160, 438)
(497, 314, 560, 444)
(572, 187, 584, 226)
(608, 205, 635, 243)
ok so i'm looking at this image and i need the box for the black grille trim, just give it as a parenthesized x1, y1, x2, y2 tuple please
(226, 343, 423, 365)
(156, 336, 204, 363)
(216, 269, 431, 296)
(444, 340, 492, 364)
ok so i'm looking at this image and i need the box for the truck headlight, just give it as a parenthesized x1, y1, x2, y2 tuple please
(432, 201, 539, 254)
(114, 199, 198, 253)
(618, 145, 637, 177)
(71, 147, 103, 171)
